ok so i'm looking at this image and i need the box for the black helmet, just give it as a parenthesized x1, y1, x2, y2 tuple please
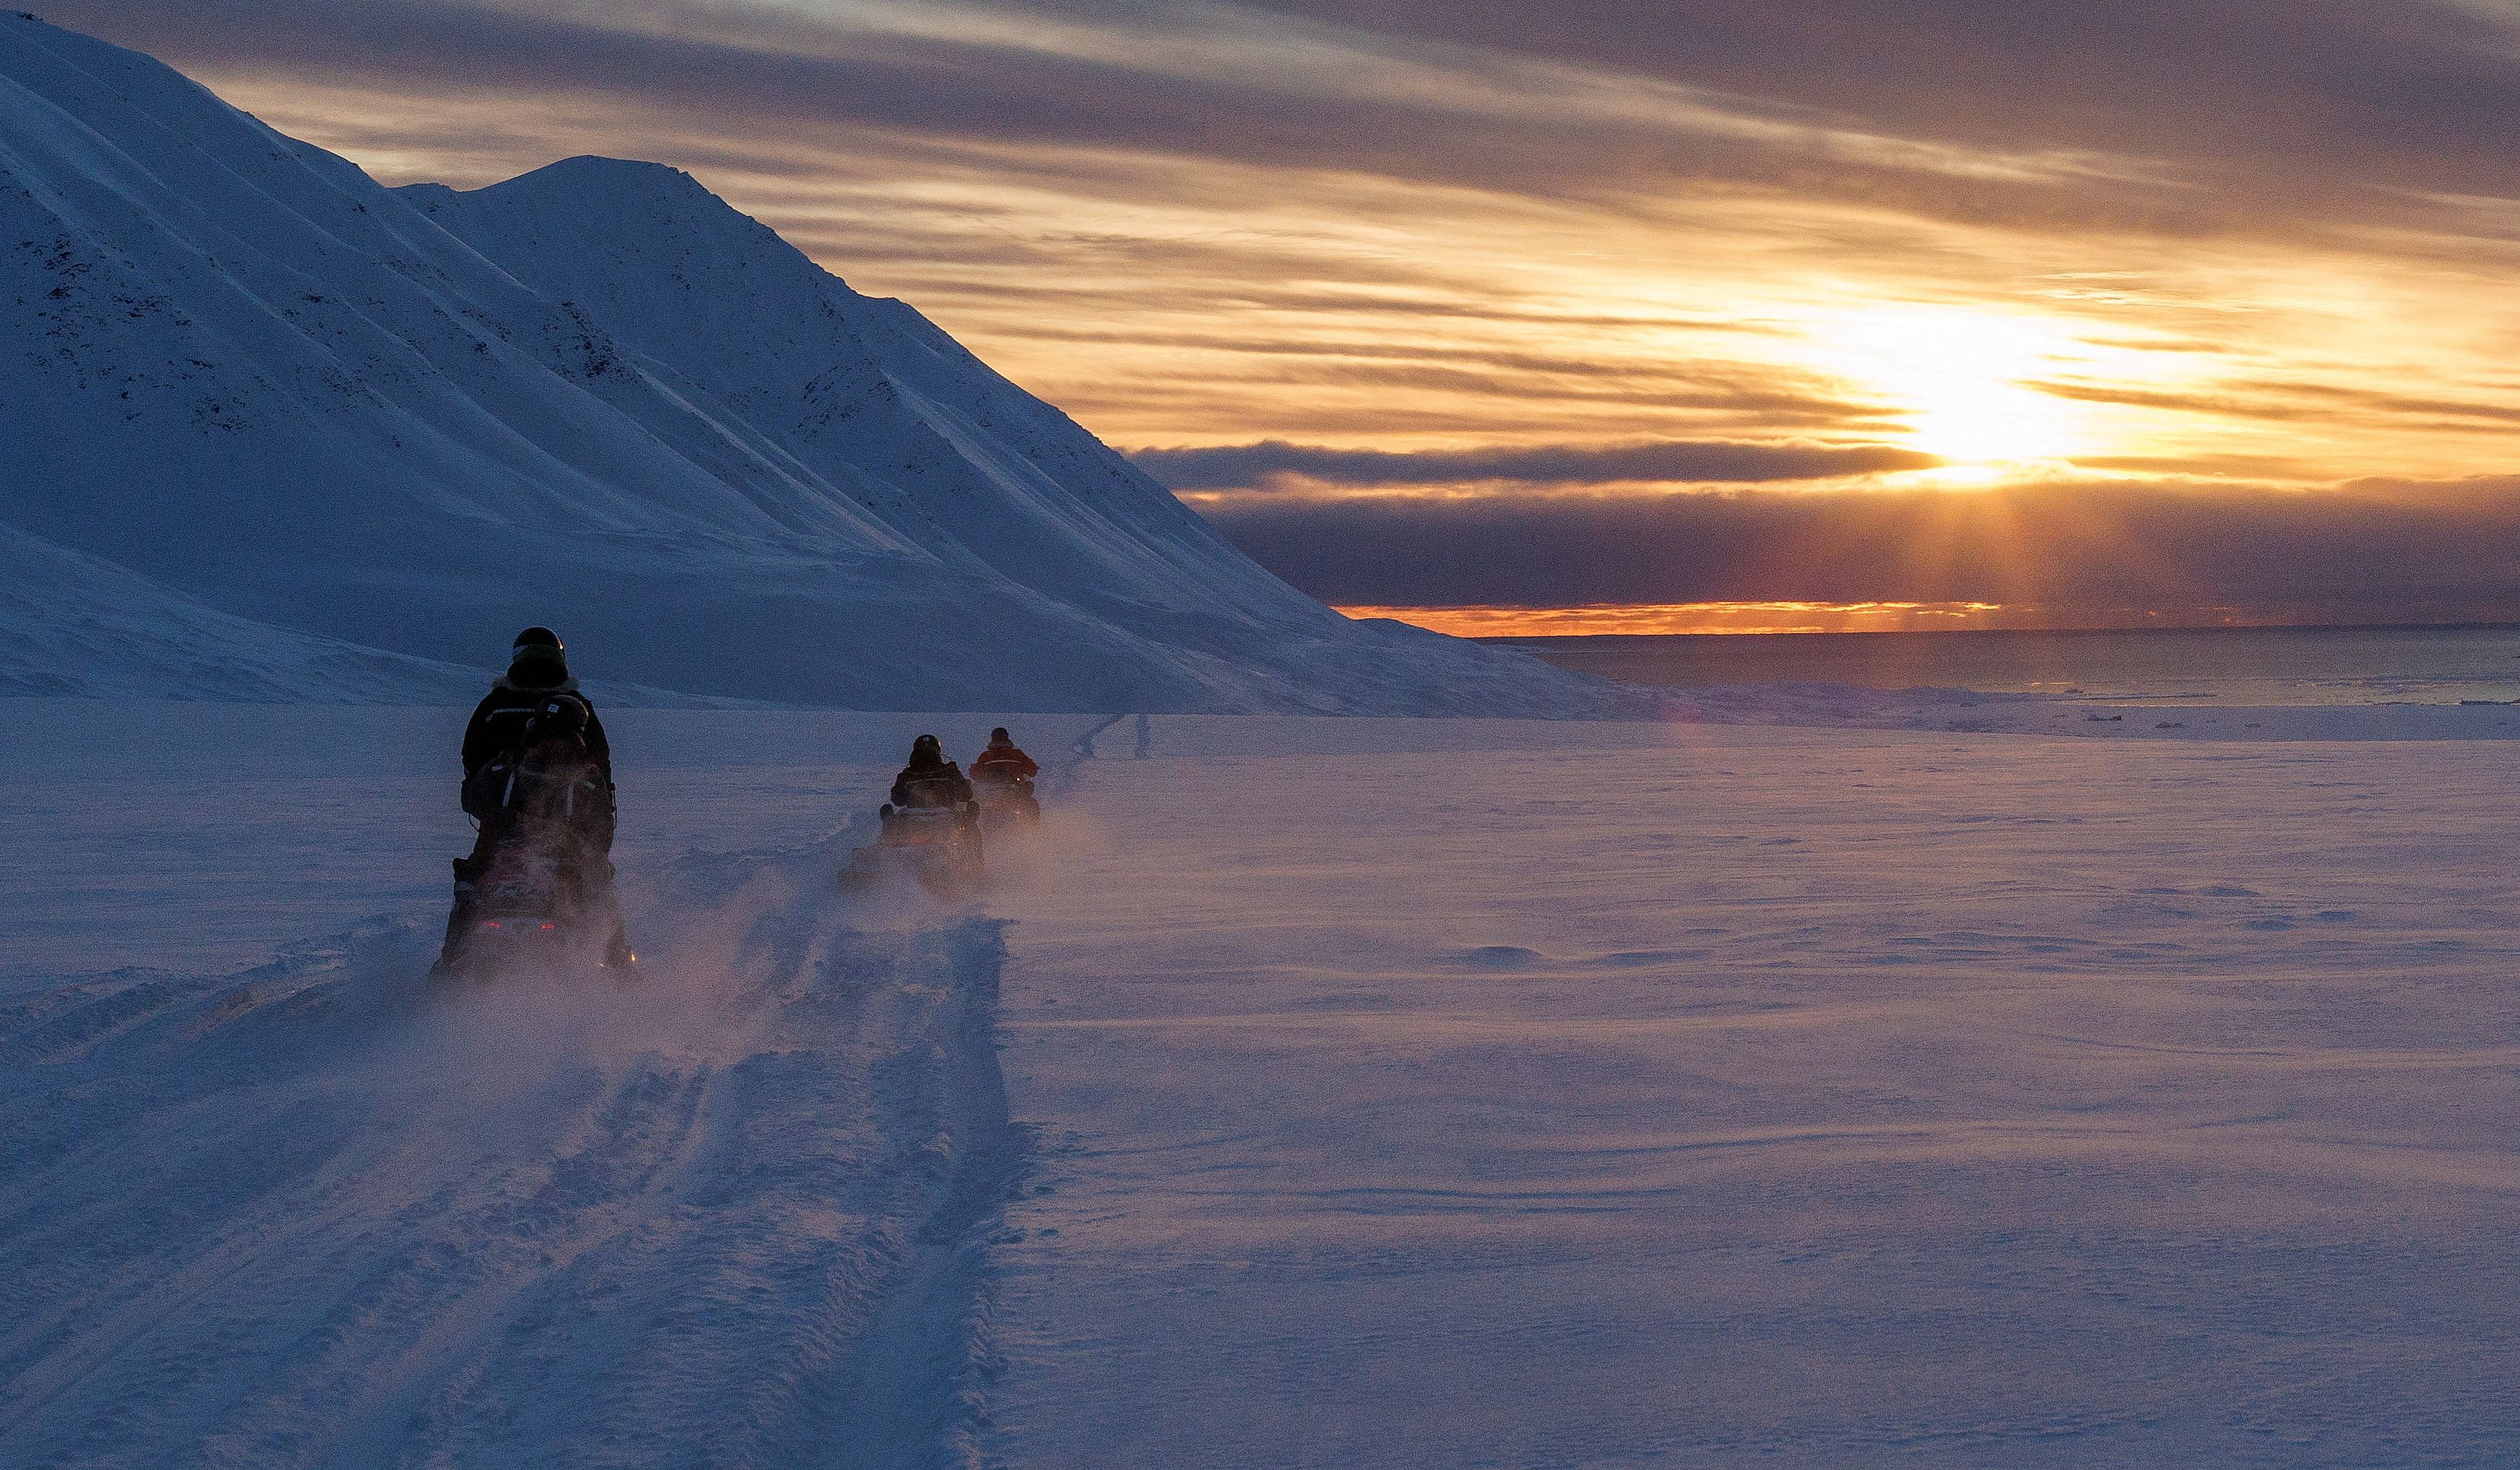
(507, 627, 570, 689)
(912, 733, 942, 758)
(525, 694, 590, 746)
(989, 727, 1012, 745)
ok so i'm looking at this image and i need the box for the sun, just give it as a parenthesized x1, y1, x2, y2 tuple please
(1818, 306, 2095, 468)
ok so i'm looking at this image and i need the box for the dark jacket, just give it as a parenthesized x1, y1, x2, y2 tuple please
(891, 758, 974, 810)
(462, 673, 613, 779)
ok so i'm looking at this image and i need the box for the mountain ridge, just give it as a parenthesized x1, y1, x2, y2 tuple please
(0, 16, 1622, 714)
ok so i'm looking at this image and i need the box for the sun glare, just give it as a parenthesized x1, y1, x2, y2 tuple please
(1817, 307, 2095, 468)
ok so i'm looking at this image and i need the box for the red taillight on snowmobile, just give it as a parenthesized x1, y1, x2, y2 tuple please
(539, 922, 559, 931)
(481, 920, 504, 930)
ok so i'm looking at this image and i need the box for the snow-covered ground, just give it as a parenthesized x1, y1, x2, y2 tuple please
(9, 699, 2520, 1465)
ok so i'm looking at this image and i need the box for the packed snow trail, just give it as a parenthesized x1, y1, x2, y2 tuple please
(0, 832, 1020, 1469)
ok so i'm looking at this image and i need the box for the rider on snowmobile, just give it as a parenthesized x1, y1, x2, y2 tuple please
(439, 627, 634, 971)
(889, 733, 974, 810)
(968, 727, 1039, 789)
(461, 627, 609, 775)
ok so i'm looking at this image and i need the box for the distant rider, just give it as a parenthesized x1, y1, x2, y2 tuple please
(968, 727, 1039, 789)
(888, 733, 975, 811)
(438, 627, 633, 971)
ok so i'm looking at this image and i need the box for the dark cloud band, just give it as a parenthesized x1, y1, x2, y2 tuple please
(1200, 478, 2520, 622)
(1133, 439, 1938, 490)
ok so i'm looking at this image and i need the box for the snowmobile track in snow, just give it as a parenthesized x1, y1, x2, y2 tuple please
(0, 841, 1022, 1469)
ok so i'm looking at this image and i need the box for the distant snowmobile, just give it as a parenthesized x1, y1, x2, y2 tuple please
(840, 733, 986, 895)
(970, 726, 1042, 831)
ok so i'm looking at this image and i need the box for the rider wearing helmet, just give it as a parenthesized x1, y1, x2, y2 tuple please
(460, 627, 611, 774)
(889, 733, 975, 810)
(968, 727, 1039, 789)
(438, 627, 632, 971)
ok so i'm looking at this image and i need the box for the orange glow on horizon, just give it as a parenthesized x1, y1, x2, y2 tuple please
(1338, 602, 2016, 637)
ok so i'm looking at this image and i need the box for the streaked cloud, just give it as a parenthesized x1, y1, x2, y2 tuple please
(37, 0, 2520, 622)
(45, 0, 2159, 210)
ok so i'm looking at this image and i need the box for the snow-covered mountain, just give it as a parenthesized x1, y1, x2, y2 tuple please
(0, 519, 482, 702)
(0, 14, 1614, 713)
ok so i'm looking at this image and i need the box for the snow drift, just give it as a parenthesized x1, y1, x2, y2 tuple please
(0, 15, 1611, 714)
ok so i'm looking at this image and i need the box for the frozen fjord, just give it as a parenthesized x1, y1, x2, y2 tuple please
(6, 704, 2520, 1465)
(986, 716, 2520, 1465)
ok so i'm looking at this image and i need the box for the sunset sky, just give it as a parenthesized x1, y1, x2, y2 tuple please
(52, 0, 2520, 631)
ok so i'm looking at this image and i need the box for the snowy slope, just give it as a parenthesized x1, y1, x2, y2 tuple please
(397, 158, 1311, 635)
(0, 520, 487, 700)
(0, 14, 1612, 714)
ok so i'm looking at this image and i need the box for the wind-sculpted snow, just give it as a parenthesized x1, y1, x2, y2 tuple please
(0, 835, 1023, 1468)
(981, 714, 2520, 1466)
(0, 14, 1612, 714)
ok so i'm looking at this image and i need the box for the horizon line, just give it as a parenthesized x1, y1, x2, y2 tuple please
(1336, 603, 2520, 640)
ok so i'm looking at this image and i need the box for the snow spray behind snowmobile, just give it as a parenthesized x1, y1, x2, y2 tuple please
(840, 799, 986, 896)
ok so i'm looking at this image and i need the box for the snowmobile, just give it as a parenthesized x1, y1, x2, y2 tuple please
(436, 830, 609, 981)
(840, 799, 986, 895)
(971, 773, 1042, 832)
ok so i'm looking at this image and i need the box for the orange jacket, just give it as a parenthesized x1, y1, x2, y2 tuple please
(971, 745, 1038, 783)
